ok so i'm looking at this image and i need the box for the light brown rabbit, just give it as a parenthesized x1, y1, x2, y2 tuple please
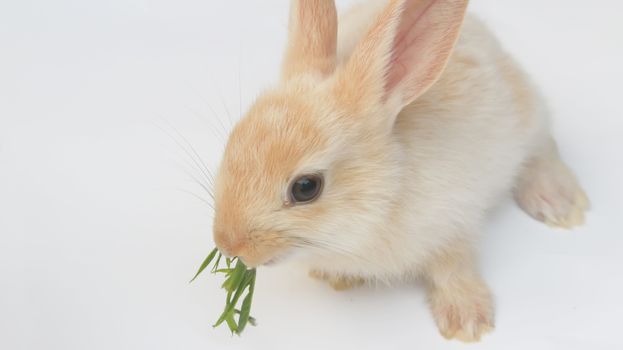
(211, 0, 589, 342)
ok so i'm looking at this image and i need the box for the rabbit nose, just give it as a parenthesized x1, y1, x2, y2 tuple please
(214, 230, 246, 258)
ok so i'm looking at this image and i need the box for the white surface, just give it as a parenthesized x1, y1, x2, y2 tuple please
(1, 1, 622, 349)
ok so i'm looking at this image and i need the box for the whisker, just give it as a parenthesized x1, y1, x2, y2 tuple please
(184, 106, 227, 145)
(183, 81, 231, 139)
(167, 155, 212, 191)
(161, 121, 216, 188)
(181, 166, 215, 201)
(154, 120, 206, 176)
(215, 88, 236, 131)
(238, 54, 242, 121)
(174, 188, 215, 212)
(153, 119, 219, 211)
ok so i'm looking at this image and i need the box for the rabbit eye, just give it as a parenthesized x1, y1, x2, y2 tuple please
(289, 174, 323, 204)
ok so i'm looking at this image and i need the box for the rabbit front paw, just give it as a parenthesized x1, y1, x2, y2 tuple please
(429, 281, 494, 342)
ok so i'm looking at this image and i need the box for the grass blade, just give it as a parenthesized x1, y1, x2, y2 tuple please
(214, 271, 253, 327)
(193, 247, 258, 334)
(221, 259, 247, 292)
(189, 248, 218, 283)
(235, 270, 256, 334)
(225, 311, 238, 334)
(211, 253, 223, 273)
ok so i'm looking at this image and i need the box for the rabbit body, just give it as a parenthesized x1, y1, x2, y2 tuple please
(213, 0, 589, 342)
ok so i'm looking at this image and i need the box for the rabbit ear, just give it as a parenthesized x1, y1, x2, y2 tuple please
(334, 0, 468, 112)
(281, 0, 338, 80)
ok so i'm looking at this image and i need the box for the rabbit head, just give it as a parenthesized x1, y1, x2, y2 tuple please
(213, 0, 468, 267)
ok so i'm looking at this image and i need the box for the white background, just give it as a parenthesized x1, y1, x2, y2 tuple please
(1, 1, 622, 349)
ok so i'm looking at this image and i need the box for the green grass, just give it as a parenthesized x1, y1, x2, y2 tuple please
(190, 248, 257, 335)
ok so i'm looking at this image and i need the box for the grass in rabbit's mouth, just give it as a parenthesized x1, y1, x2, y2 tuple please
(190, 247, 257, 335)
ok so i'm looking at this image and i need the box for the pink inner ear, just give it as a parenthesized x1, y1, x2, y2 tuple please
(384, 0, 462, 100)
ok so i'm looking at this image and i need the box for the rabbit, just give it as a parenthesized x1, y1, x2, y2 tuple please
(211, 0, 590, 342)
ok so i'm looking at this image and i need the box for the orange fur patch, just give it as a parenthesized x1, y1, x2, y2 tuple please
(282, 0, 338, 79)
(213, 90, 328, 264)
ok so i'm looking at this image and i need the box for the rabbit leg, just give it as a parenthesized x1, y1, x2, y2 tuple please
(514, 137, 590, 229)
(308, 270, 365, 291)
(424, 245, 494, 342)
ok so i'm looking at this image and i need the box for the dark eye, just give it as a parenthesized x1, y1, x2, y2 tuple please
(290, 174, 323, 204)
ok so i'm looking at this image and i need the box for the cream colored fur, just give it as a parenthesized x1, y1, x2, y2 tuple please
(212, 0, 589, 342)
